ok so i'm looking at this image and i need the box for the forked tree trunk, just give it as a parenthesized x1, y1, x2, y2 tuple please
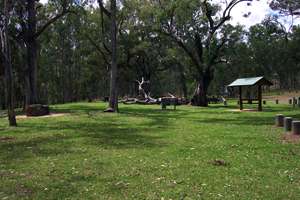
(1, 0, 17, 126)
(107, 0, 118, 112)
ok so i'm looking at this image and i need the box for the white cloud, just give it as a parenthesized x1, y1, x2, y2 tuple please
(39, 0, 299, 29)
(226, 0, 300, 29)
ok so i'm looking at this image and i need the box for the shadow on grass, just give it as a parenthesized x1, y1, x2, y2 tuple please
(0, 110, 170, 164)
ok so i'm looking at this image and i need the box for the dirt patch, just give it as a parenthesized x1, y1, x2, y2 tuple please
(16, 113, 67, 119)
(15, 184, 33, 197)
(0, 136, 15, 142)
(228, 109, 259, 112)
(281, 133, 300, 144)
(210, 159, 229, 167)
(264, 91, 300, 104)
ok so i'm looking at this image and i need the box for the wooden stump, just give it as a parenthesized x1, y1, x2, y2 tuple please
(161, 103, 167, 110)
(275, 99, 279, 104)
(292, 121, 300, 135)
(293, 98, 297, 108)
(26, 104, 50, 117)
(275, 114, 284, 127)
(284, 117, 293, 132)
(223, 100, 227, 107)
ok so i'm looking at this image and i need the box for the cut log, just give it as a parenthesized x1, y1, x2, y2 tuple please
(284, 117, 293, 132)
(292, 121, 300, 135)
(275, 114, 284, 127)
(26, 104, 50, 117)
(104, 107, 115, 112)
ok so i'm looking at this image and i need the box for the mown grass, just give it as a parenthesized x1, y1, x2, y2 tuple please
(1, 101, 300, 200)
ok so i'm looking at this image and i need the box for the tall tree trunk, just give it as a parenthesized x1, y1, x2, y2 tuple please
(1, 0, 17, 126)
(191, 71, 211, 107)
(107, 0, 118, 112)
(25, 0, 38, 106)
(177, 63, 188, 99)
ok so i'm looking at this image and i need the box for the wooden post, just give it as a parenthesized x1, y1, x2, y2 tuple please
(292, 121, 300, 135)
(258, 85, 262, 111)
(284, 117, 293, 132)
(275, 114, 284, 127)
(293, 97, 296, 108)
(239, 86, 243, 110)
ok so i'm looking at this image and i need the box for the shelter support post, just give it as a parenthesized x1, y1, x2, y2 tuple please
(239, 86, 243, 110)
(258, 85, 262, 111)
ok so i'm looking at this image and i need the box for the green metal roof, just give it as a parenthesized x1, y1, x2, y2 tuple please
(228, 76, 273, 87)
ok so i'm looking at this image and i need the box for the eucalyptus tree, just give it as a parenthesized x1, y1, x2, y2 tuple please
(97, 0, 119, 112)
(0, 0, 17, 126)
(140, 0, 252, 106)
(11, 0, 77, 107)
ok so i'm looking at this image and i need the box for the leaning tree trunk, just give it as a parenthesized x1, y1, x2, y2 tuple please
(1, 0, 17, 126)
(107, 0, 118, 112)
(191, 72, 211, 107)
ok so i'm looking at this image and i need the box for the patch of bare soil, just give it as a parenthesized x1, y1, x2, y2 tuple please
(16, 113, 67, 119)
(264, 91, 300, 104)
(281, 133, 300, 144)
(210, 159, 229, 166)
(228, 109, 259, 112)
(0, 136, 15, 142)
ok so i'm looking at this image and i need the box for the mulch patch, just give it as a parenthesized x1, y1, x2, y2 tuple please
(228, 109, 259, 112)
(281, 133, 300, 144)
(0, 136, 15, 142)
(16, 113, 67, 119)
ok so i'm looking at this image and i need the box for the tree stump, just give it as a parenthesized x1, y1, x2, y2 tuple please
(289, 99, 292, 105)
(275, 99, 279, 104)
(263, 100, 266, 105)
(161, 103, 167, 110)
(26, 104, 50, 117)
(223, 100, 227, 107)
(284, 117, 293, 132)
(275, 114, 284, 127)
(292, 121, 300, 135)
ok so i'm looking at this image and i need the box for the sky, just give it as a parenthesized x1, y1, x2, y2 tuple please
(40, 0, 299, 29)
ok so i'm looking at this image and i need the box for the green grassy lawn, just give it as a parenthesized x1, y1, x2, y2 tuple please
(1, 102, 300, 200)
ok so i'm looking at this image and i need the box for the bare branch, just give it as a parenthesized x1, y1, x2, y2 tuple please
(98, 0, 111, 18)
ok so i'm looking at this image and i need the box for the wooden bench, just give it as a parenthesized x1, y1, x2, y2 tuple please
(161, 97, 178, 110)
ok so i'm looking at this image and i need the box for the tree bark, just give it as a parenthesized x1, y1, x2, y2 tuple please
(191, 71, 211, 106)
(1, 0, 17, 126)
(177, 63, 188, 99)
(24, 0, 38, 106)
(107, 0, 118, 112)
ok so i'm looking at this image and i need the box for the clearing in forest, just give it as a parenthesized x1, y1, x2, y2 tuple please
(0, 102, 300, 199)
